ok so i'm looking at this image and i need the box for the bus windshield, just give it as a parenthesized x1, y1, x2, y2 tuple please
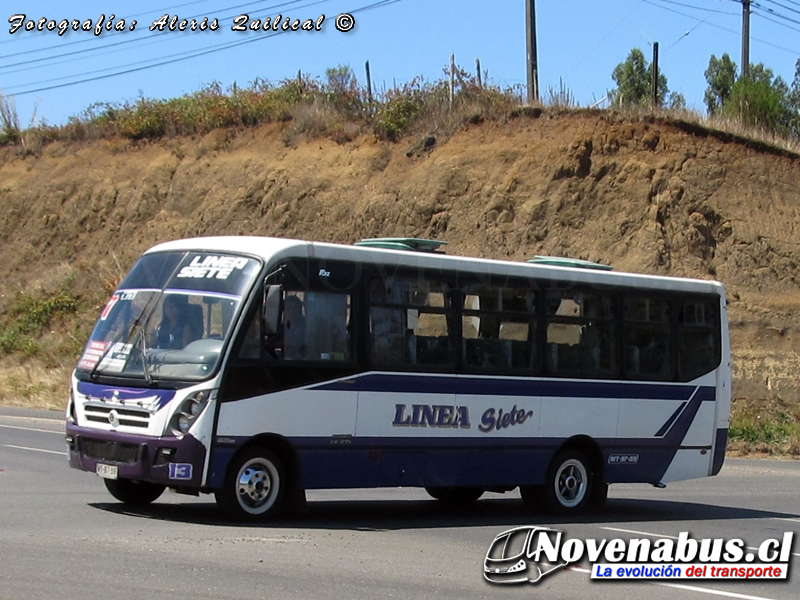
(76, 251, 262, 382)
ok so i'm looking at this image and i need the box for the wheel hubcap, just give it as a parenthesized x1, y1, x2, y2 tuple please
(556, 460, 586, 507)
(237, 461, 275, 510)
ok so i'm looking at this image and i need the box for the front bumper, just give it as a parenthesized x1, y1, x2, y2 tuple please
(66, 421, 206, 489)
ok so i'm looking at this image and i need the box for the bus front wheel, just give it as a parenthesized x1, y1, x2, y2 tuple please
(215, 447, 286, 520)
(104, 478, 165, 506)
(542, 450, 592, 514)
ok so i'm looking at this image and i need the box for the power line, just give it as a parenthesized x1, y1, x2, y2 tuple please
(644, 0, 800, 56)
(0, 0, 330, 81)
(564, 0, 646, 79)
(753, 0, 800, 27)
(0, 0, 217, 47)
(760, 0, 800, 16)
(648, 0, 737, 15)
(753, 6, 800, 31)
(0, 0, 315, 67)
(8, 0, 403, 97)
(666, 13, 712, 50)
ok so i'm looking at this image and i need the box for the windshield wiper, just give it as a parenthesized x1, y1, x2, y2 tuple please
(89, 291, 160, 381)
(138, 326, 153, 384)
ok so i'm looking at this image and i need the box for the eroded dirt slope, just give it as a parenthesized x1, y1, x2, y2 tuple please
(1, 110, 799, 407)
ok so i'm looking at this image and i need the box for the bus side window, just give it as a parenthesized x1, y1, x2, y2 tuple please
(369, 276, 452, 367)
(370, 279, 406, 364)
(462, 285, 535, 372)
(678, 299, 720, 380)
(623, 296, 672, 380)
(546, 291, 617, 377)
(263, 290, 352, 362)
(303, 291, 351, 361)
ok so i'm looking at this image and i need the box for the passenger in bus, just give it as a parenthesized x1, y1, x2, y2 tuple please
(156, 295, 197, 349)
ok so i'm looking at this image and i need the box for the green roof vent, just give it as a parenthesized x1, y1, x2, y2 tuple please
(527, 255, 613, 271)
(354, 238, 448, 253)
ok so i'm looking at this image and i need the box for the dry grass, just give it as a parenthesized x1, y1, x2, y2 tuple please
(728, 396, 800, 457)
(2, 65, 798, 159)
(0, 358, 71, 411)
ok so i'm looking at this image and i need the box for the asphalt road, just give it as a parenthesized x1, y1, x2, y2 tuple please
(1, 406, 798, 600)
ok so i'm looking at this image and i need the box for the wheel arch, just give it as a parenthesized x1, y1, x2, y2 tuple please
(555, 435, 605, 484)
(231, 433, 306, 508)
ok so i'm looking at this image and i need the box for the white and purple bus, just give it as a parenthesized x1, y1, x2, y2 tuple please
(66, 236, 730, 520)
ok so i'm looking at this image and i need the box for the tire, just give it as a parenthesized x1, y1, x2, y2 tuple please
(104, 478, 165, 506)
(589, 481, 609, 508)
(215, 447, 286, 521)
(519, 484, 544, 510)
(425, 486, 483, 505)
(542, 450, 593, 515)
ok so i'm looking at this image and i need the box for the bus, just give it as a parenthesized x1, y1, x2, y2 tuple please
(66, 236, 730, 520)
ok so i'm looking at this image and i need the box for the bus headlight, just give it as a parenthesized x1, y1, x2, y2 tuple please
(67, 387, 77, 424)
(169, 391, 211, 436)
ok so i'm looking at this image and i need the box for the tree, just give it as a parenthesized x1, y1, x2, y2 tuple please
(721, 63, 791, 136)
(667, 91, 686, 110)
(610, 48, 669, 108)
(323, 65, 362, 113)
(788, 58, 800, 138)
(704, 54, 737, 116)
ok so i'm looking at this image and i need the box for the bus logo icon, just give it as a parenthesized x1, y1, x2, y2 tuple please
(484, 526, 570, 584)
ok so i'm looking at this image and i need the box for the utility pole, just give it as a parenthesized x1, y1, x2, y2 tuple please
(651, 42, 659, 108)
(526, 0, 539, 103)
(741, 0, 750, 78)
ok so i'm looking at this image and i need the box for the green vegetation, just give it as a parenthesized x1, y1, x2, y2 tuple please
(728, 398, 800, 456)
(607, 49, 800, 142)
(0, 92, 21, 145)
(0, 285, 80, 359)
(704, 53, 800, 140)
(1, 51, 799, 151)
(2, 64, 523, 148)
(609, 48, 685, 110)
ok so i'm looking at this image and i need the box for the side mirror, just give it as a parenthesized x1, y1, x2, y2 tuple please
(263, 285, 282, 336)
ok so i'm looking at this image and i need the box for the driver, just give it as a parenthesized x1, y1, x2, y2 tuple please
(156, 295, 194, 349)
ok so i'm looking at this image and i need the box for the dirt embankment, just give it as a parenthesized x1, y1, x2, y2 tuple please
(1, 110, 800, 409)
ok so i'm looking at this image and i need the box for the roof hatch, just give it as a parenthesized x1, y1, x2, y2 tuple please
(354, 238, 448, 253)
(527, 255, 613, 271)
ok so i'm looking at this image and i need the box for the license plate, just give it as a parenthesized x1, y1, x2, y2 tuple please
(96, 463, 118, 479)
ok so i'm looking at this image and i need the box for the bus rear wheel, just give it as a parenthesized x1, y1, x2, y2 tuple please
(542, 450, 593, 514)
(104, 478, 165, 506)
(425, 486, 483, 505)
(215, 447, 286, 521)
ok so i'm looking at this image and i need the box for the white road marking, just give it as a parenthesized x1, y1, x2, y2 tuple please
(4, 444, 66, 456)
(0, 415, 62, 424)
(0, 423, 63, 435)
(602, 526, 679, 539)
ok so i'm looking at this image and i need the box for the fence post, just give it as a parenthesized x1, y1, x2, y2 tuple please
(476, 58, 482, 88)
(365, 60, 373, 104)
(450, 53, 455, 110)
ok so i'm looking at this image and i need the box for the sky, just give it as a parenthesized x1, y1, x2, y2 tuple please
(1, 0, 799, 127)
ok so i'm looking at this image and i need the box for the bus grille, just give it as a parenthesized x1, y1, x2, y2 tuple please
(84, 402, 151, 428)
(82, 439, 140, 464)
